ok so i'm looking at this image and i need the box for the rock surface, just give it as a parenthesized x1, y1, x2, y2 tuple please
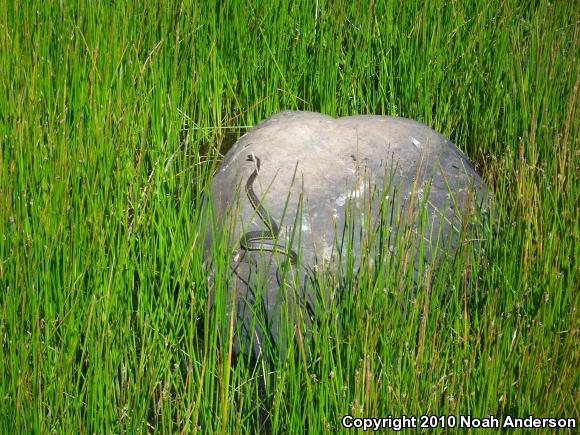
(206, 111, 490, 358)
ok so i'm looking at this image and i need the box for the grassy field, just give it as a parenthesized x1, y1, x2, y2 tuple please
(1, 0, 578, 432)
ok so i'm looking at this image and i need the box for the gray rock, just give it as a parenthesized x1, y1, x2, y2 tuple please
(205, 111, 490, 358)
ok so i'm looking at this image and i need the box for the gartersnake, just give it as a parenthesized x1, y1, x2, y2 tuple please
(239, 153, 316, 322)
(239, 154, 298, 264)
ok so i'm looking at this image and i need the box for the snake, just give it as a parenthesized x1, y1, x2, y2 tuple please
(239, 153, 316, 322)
(239, 154, 298, 264)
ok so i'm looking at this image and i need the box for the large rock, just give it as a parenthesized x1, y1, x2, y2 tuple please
(205, 111, 490, 358)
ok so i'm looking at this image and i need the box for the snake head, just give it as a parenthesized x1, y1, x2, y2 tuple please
(246, 153, 260, 170)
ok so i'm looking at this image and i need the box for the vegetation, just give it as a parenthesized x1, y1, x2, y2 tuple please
(1, 0, 577, 432)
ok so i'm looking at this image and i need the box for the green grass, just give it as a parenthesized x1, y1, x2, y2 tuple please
(1, 0, 578, 432)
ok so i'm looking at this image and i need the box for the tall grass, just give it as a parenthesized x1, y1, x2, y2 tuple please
(0, 0, 578, 432)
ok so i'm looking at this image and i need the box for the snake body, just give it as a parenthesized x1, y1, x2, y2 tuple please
(240, 154, 298, 264)
(239, 154, 315, 321)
